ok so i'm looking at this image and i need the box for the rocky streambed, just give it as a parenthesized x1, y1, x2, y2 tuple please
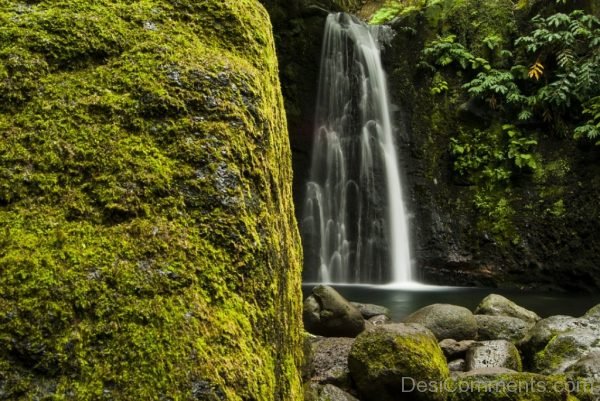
(303, 285, 600, 401)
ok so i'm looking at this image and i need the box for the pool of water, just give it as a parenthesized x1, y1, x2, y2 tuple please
(302, 283, 600, 321)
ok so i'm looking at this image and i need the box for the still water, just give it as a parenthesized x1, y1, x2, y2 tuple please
(302, 284, 600, 321)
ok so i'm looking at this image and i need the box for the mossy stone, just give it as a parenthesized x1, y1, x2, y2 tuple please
(0, 1, 302, 400)
(448, 371, 575, 401)
(348, 323, 449, 401)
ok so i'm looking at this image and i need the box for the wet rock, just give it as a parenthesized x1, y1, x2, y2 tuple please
(404, 304, 477, 341)
(448, 359, 466, 372)
(466, 340, 522, 371)
(532, 328, 600, 375)
(368, 315, 391, 326)
(309, 337, 355, 388)
(303, 285, 365, 337)
(348, 323, 449, 401)
(304, 383, 359, 401)
(566, 351, 600, 381)
(584, 304, 600, 323)
(439, 339, 475, 359)
(475, 315, 532, 343)
(351, 302, 391, 319)
(521, 315, 590, 361)
(449, 370, 570, 401)
(474, 294, 541, 324)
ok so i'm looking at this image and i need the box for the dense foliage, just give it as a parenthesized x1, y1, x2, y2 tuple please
(412, 4, 600, 198)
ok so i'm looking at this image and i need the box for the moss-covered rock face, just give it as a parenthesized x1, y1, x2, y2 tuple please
(0, 1, 302, 400)
(448, 371, 574, 401)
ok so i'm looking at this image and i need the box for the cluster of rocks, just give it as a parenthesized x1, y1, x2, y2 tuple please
(303, 285, 600, 401)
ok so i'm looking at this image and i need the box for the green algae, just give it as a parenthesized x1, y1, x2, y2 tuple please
(0, 0, 302, 400)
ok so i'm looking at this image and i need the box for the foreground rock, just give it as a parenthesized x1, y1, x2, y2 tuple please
(308, 337, 355, 388)
(304, 286, 366, 337)
(0, 1, 303, 399)
(475, 294, 541, 323)
(466, 340, 522, 371)
(448, 370, 572, 401)
(532, 328, 600, 374)
(475, 314, 532, 343)
(348, 323, 449, 401)
(404, 304, 478, 341)
(304, 383, 360, 401)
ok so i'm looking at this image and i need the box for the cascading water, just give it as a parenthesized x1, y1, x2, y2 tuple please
(302, 13, 415, 286)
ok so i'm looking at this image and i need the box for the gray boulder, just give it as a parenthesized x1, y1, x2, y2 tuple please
(403, 304, 477, 341)
(439, 339, 475, 359)
(348, 323, 449, 401)
(566, 352, 600, 401)
(449, 370, 571, 401)
(303, 286, 365, 337)
(475, 314, 532, 343)
(304, 383, 360, 401)
(351, 302, 391, 319)
(309, 336, 355, 388)
(466, 340, 522, 371)
(474, 294, 541, 323)
(532, 328, 600, 375)
(521, 315, 590, 361)
(567, 351, 600, 381)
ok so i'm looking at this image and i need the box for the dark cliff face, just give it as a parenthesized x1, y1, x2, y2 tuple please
(266, 0, 600, 292)
(0, 1, 302, 399)
(382, 0, 600, 292)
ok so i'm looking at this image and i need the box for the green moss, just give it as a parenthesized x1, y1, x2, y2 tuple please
(448, 373, 573, 401)
(0, 1, 302, 400)
(348, 325, 449, 401)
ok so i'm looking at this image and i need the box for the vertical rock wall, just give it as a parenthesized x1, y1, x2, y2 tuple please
(0, 1, 302, 400)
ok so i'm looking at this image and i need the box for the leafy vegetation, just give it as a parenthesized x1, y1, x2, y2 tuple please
(450, 124, 537, 187)
(423, 7, 600, 144)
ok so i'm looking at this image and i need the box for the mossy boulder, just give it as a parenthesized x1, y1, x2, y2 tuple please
(0, 1, 302, 400)
(348, 323, 449, 401)
(474, 294, 541, 324)
(303, 285, 365, 338)
(404, 303, 478, 341)
(533, 329, 600, 375)
(448, 370, 575, 401)
(521, 316, 590, 365)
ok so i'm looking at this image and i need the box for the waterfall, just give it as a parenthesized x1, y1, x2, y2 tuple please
(302, 13, 414, 285)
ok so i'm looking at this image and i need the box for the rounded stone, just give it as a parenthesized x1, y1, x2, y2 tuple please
(533, 328, 600, 375)
(348, 323, 449, 401)
(521, 315, 590, 361)
(303, 285, 366, 337)
(475, 314, 532, 343)
(474, 294, 541, 323)
(403, 303, 478, 341)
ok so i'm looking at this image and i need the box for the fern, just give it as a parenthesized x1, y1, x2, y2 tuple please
(422, 35, 491, 71)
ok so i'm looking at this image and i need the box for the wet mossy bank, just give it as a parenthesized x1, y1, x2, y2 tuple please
(0, 1, 302, 400)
